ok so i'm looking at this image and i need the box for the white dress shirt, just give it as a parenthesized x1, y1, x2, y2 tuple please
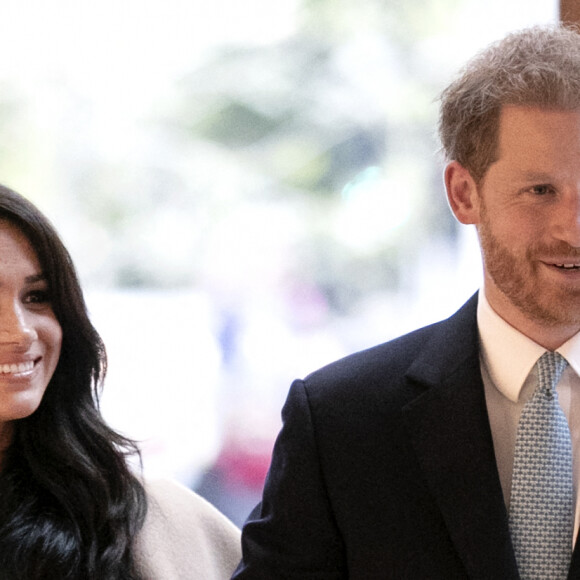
(478, 292, 580, 542)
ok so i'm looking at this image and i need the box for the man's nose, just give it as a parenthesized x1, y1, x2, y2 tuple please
(554, 192, 580, 248)
(0, 301, 37, 348)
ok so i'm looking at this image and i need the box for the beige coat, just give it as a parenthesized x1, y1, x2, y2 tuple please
(135, 478, 241, 579)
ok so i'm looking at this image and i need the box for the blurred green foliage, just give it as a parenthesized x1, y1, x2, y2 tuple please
(0, 0, 502, 312)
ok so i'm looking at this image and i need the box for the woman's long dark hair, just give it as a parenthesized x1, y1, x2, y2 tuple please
(0, 185, 147, 578)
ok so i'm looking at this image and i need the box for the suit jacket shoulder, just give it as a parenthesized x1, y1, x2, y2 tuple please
(301, 292, 481, 415)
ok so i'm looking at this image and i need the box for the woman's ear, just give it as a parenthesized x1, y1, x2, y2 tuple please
(444, 161, 481, 225)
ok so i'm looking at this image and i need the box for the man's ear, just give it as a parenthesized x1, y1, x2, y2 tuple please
(444, 161, 481, 225)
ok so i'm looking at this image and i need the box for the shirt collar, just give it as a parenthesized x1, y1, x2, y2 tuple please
(477, 291, 580, 402)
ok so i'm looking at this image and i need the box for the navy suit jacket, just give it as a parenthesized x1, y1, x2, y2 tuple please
(232, 294, 580, 579)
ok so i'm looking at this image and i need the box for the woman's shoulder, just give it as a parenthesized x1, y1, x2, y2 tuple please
(134, 477, 241, 580)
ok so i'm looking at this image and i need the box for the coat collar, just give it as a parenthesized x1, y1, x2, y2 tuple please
(402, 293, 520, 578)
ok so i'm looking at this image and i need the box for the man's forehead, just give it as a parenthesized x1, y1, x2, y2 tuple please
(496, 105, 580, 147)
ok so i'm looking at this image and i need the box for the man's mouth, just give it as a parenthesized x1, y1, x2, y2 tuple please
(554, 263, 580, 270)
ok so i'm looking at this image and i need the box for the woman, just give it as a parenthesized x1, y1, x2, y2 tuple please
(0, 184, 241, 579)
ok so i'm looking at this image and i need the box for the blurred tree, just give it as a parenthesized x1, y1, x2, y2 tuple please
(154, 0, 461, 310)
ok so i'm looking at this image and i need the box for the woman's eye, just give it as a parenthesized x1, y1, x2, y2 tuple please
(24, 290, 51, 305)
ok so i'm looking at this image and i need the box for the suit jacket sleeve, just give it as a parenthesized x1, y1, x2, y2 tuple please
(232, 378, 347, 579)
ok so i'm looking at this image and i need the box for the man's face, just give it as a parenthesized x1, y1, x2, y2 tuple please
(476, 105, 580, 345)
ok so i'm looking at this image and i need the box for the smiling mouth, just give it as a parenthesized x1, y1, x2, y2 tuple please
(0, 361, 35, 375)
(554, 263, 580, 270)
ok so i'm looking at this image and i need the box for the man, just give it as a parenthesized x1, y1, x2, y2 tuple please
(232, 25, 580, 579)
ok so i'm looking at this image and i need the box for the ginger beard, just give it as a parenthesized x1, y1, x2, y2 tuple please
(477, 199, 580, 328)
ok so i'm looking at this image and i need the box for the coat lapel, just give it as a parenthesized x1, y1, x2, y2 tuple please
(402, 294, 519, 579)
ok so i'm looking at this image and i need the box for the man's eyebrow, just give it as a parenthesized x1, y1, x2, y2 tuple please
(520, 171, 553, 182)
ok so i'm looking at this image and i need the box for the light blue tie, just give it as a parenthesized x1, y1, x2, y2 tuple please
(508, 351, 574, 579)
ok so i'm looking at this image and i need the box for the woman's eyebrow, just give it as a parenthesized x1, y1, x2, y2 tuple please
(25, 272, 47, 284)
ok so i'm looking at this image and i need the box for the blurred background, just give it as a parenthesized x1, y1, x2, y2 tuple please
(0, 0, 557, 525)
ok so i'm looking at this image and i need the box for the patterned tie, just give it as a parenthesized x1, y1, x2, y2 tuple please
(508, 351, 574, 579)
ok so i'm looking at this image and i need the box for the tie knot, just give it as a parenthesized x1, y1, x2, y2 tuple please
(537, 351, 568, 398)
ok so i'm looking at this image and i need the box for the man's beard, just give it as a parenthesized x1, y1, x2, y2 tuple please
(478, 209, 580, 328)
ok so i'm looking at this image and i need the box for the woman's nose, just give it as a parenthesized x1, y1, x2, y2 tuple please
(0, 301, 37, 348)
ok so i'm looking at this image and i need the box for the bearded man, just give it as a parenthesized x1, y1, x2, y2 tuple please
(232, 25, 580, 579)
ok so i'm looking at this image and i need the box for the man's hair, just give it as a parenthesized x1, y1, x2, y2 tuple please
(439, 24, 580, 183)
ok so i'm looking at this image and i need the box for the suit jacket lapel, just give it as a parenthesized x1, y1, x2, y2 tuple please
(403, 294, 519, 579)
(568, 525, 580, 578)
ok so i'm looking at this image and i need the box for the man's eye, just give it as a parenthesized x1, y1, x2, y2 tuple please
(530, 185, 554, 196)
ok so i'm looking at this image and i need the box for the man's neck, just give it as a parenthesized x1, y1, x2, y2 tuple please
(483, 286, 580, 351)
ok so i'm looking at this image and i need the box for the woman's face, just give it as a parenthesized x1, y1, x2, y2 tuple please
(0, 220, 62, 445)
